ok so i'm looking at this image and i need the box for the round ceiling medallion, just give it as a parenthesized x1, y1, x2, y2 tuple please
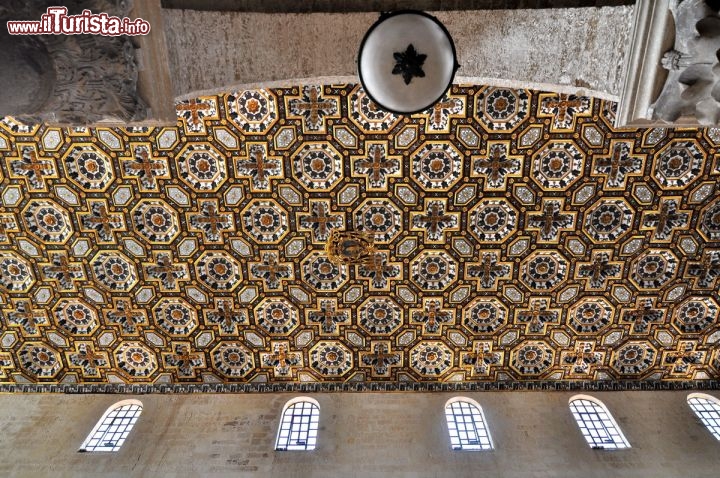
(358, 10, 459, 115)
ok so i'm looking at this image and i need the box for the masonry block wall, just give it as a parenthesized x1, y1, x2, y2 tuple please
(0, 391, 718, 477)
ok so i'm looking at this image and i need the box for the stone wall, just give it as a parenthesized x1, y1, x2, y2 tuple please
(164, 6, 634, 100)
(162, 0, 636, 13)
(1, 391, 719, 477)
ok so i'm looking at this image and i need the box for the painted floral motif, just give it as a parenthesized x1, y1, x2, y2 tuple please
(18, 343, 62, 378)
(611, 342, 656, 375)
(23, 200, 73, 243)
(521, 252, 568, 290)
(359, 298, 403, 335)
(672, 298, 718, 333)
(310, 341, 352, 376)
(700, 200, 720, 240)
(153, 298, 198, 336)
(292, 142, 343, 189)
(475, 87, 530, 131)
(242, 200, 289, 243)
(177, 143, 227, 191)
(115, 342, 158, 378)
(583, 199, 634, 243)
(132, 200, 179, 243)
(511, 341, 554, 375)
(302, 252, 347, 291)
(255, 299, 299, 335)
(227, 90, 277, 133)
(349, 86, 401, 132)
(211, 342, 254, 378)
(654, 140, 704, 188)
(353, 200, 402, 243)
(54, 299, 99, 335)
(0, 253, 35, 292)
(411, 251, 458, 291)
(195, 252, 242, 291)
(410, 341, 453, 376)
(91, 252, 138, 291)
(64, 145, 114, 190)
(468, 199, 518, 242)
(532, 141, 584, 190)
(631, 250, 678, 289)
(568, 299, 613, 334)
(411, 142, 463, 190)
(463, 298, 507, 334)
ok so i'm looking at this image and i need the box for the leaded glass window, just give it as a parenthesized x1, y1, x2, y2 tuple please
(275, 398, 320, 451)
(688, 393, 720, 441)
(445, 398, 493, 450)
(569, 395, 630, 449)
(79, 400, 143, 452)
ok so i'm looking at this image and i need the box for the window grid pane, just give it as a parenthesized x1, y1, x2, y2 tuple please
(445, 401, 493, 450)
(80, 404, 142, 452)
(275, 401, 319, 451)
(688, 397, 720, 441)
(569, 399, 629, 449)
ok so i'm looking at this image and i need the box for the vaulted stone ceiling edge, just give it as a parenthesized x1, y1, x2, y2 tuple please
(0, 81, 719, 393)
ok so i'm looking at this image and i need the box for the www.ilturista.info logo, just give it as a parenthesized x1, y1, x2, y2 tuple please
(7, 7, 151, 36)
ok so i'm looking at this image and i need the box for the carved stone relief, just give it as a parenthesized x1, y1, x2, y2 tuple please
(617, 0, 720, 127)
(650, 0, 720, 124)
(0, 0, 147, 124)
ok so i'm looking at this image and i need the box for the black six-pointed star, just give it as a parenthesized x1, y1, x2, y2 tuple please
(392, 44, 427, 85)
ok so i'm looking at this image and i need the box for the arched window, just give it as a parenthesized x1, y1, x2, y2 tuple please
(444, 397, 493, 450)
(569, 395, 630, 449)
(688, 393, 720, 441)
(79, 400, 143, 452)
(275, 397, 320, 451)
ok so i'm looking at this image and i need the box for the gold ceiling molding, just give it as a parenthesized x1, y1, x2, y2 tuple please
(0, 83, 719, 387)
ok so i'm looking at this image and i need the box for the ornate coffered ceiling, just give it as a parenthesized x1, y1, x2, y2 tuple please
(0, 82, 719, 391)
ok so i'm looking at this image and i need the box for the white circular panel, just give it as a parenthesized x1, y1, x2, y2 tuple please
(358, 12, 458, 114)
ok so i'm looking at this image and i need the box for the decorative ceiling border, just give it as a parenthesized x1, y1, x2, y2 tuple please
(2, 380, 719, 394)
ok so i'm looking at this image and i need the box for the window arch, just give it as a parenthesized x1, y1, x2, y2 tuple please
(688, 393, 720, 441)
(275, 397, 320, 451)
(444, 397, 493, 450)
(79, 399, 143, 452)
(569, 395, 630, 449)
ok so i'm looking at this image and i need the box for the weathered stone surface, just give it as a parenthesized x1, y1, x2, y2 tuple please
(164, 6, 633, 98)
(0, 0, 147, 123)
(164, 0, 636, 12)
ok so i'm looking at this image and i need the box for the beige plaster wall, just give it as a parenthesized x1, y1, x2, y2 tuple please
(164, 7, 634, 100)
(0, 391, 718, 477)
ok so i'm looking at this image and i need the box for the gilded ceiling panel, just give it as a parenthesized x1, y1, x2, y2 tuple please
(0, 83, 719, 388)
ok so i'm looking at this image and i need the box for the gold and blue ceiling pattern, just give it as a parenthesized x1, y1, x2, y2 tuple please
(0, 83, 719, 386)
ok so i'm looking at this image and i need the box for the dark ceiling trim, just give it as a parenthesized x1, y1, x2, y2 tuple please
(161, 0, 636, 13)
(1, 380, 717, 394)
